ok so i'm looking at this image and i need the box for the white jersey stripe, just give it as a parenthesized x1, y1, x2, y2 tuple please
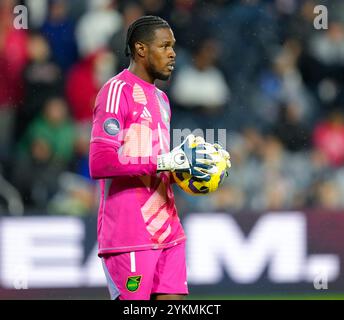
(110, 80, 123, 114)
(142, 109, 149, 118)
(114, 82, 126, 114)
(130, 252, 136, 273)
(144, 107, 152, 118)
(158, 122, 164, 152)
(157, 225, 171, 243)
(106, 79, 117, 112)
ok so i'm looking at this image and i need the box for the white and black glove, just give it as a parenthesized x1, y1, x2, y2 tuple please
(157, 134, 218, 181)
(213, 143, 231, 177)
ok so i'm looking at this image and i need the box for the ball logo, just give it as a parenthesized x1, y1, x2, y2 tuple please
(103, 118, 120, 136)
(174, 153, 186, 165)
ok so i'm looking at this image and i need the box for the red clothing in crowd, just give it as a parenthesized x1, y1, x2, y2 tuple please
(65, 51, 101, 122)
(0, 26, 28, 107)
(313, 120, 344, 167)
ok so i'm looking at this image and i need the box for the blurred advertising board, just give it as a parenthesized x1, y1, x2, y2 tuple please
(0, 211, 343, 298)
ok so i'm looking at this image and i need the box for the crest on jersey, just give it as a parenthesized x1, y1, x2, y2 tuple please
(126, 275, 142, 292)
(103, 118, 120, 136)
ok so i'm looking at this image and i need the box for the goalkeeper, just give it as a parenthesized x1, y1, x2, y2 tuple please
(89, 16, 230, 300)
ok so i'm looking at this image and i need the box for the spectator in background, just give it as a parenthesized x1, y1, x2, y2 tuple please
(72, 123, 92, 179)
(18, 97, 75, 164)
(0, 0, 28, 106)
(76, 0, 122, 58)
(40, 0, 79, 73)
(312, 178, 343, 210)
(197, 128, 262, 213)
(166, 0, 209, 51)
(140, 0, 167, 17)
(300, 18, 344, 109)
(255, 40, 315, 128)
(252, 134, 296, 211)
(65, 47, 115, 172)
(281, 0, 316, 45)
(313, 110, 344, 168)
(214, 0, 278, 89)
(16, 31, 62, 140)
(208, 183, 245, 213)
(0, 0, 28, 163)
(207, 0, 279, 130)
(47, 171, 97, 216)
(272, 102, 311, 152)
(12, 97, 75, 210)
(65, 49, 116, 123)
(24, 0, 49, 29)
(274, 40, 313, 120)
(108, 1, 144, 72)
(171, 38, 230, 129)
(308, 20, 344, 67)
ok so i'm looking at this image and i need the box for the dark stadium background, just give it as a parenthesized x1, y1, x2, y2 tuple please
(1, 0, 344, 300)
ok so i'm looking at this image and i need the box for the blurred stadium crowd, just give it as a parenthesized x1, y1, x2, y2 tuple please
(0, 0, 344, 216)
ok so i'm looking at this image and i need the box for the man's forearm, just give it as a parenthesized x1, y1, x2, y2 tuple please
(89, 142, 158, 179)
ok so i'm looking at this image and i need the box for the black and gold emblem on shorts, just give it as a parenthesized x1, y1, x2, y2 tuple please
(126, 275, 142, 292)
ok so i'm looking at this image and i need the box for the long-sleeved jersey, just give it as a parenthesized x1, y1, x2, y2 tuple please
(89, 69, 186, 255)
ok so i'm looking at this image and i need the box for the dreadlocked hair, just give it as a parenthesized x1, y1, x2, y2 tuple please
(125, 15, 170, 57)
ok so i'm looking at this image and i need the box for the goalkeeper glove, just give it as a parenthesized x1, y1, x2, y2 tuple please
(157, 134, 218, 181)
(213, 143, 231, 176)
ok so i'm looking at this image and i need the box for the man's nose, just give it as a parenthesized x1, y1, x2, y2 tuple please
(169, 48, 176, 59)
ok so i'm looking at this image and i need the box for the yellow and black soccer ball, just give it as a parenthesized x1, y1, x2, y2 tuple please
(172, 153, 229, 195)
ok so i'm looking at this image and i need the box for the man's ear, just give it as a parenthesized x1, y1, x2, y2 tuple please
(135, 42, 146, 58)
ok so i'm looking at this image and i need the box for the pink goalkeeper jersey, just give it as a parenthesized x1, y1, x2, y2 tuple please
(89, 69, 186, 255)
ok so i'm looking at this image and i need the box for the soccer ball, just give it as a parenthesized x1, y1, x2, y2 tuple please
(172, 155, 228, 195)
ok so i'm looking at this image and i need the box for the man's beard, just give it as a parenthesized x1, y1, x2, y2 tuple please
(148, 61, 170, 81)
